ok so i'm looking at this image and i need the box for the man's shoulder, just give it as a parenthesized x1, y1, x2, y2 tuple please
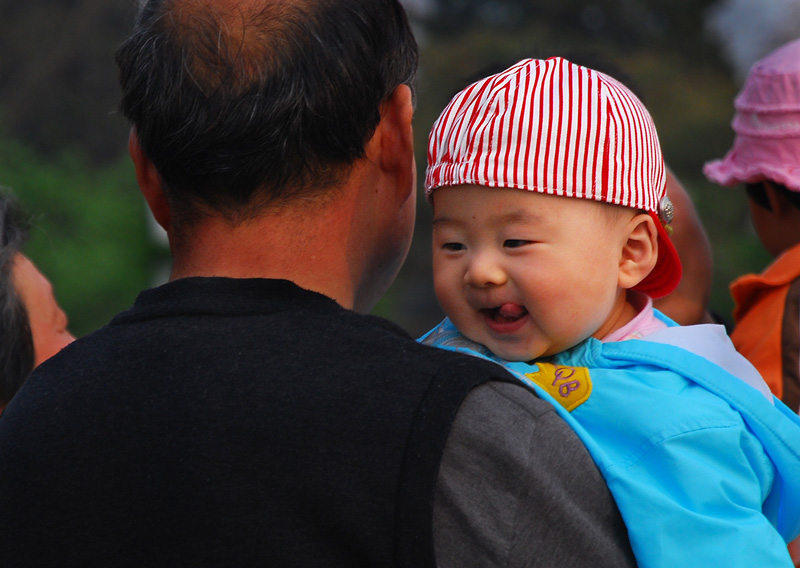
(274, 303, 518, 384)
(29, 279, 521, 397)
(403, 333, 523, 385)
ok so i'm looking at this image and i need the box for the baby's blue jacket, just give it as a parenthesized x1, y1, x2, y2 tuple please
(420, 314, 800, 568)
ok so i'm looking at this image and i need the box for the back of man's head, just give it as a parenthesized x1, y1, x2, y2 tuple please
(116, 0, 418, 225)
(0, 193, 33, 406)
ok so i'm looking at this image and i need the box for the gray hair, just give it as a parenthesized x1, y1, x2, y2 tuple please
(116, 0, 419, 225)
(0, 190, 33, 404)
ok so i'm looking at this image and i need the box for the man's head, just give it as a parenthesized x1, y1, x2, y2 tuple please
(425, 57, 682, 360)
(0, 193, 74, 407)
(116, 0, 418, 227)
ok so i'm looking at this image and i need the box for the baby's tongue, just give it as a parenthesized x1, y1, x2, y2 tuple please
(498, 303, 526, 319)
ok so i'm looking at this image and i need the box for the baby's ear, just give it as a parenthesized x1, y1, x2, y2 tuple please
(618, 213, 658, 289)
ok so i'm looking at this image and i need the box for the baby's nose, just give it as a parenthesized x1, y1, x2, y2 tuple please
(464, 252, 507, 288)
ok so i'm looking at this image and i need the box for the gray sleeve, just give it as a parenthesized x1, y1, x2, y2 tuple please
(433, 381, 637, 568)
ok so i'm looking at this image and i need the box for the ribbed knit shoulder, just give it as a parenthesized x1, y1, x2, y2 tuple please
(0, 277, 516, 567)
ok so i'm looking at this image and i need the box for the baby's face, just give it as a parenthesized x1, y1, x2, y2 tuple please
(431, 185, 631, 361)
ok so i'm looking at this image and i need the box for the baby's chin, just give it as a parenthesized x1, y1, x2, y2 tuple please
(484, 335, 586, 362)
(479, 339, 544, 363)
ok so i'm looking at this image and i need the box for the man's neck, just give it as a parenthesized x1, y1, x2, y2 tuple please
(168, 202, 360, 310)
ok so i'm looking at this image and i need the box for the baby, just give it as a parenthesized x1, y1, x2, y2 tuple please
(420, 57, 800, 568)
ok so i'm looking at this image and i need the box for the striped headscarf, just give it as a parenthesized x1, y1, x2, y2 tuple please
(425, 57, 681, 298)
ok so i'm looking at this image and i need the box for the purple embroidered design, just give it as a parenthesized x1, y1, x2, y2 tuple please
(552, 366, 581, 398)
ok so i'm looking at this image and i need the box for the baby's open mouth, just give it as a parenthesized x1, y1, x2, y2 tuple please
(483, 303, 528, 323)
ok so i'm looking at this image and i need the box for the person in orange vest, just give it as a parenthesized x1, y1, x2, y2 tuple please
(705, 38, 800, 416)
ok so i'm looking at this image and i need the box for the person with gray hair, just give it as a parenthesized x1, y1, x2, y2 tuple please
(0, 190, 73, 412)
(0, 192, 34, 407)
(0, 1, 635, 566)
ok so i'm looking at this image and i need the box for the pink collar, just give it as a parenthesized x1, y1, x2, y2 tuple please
(602, 292, 667, 343)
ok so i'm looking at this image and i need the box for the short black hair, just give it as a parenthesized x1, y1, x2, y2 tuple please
(746, 181, 800, 211)
(116, 0, 419, 225)
(0, 191, 33, 405)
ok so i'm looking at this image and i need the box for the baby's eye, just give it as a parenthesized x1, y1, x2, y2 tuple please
(441, 242, 465, 252)
(504, 239, 531, 248)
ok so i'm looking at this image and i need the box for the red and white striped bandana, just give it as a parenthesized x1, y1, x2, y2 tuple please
(425, 57, 681, 298)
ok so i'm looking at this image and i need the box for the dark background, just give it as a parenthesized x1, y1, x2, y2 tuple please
(1, 0, 798, 338)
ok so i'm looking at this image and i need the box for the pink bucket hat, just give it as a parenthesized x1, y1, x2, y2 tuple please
(704, 38, 800, 192)
(425, 57, 682, 299)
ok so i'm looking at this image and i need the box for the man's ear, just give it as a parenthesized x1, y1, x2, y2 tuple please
(375, 84, 416, 204)
(129, 129, 171, 232)
(619, 213, 658, 290)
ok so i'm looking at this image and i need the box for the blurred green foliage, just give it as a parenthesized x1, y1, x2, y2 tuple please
(0, 0, 780, 338)
(0, 140, 165, 336)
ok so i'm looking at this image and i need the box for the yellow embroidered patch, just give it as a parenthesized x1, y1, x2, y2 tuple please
(523, 363, 592, 412)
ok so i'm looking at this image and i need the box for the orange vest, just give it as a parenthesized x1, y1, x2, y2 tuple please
(730, 243, 800, 412)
